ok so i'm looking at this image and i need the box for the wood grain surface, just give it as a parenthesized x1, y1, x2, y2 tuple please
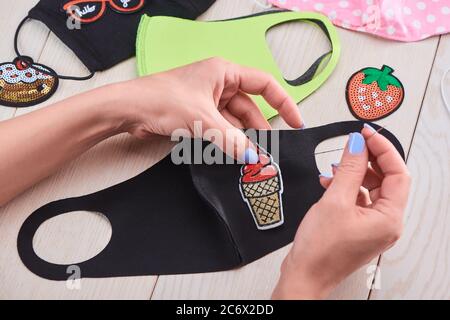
(0, 0, 447, 299)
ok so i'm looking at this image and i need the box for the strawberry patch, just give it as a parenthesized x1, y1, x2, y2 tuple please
(346, 65, 404, 121)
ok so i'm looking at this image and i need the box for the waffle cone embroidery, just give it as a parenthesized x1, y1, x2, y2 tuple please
(346, 65, 404, 121)
(239, 150, 284, 230)
(0, 57, 58, 108)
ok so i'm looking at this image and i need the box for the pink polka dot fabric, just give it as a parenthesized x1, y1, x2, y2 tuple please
(268, 0, 450, 41)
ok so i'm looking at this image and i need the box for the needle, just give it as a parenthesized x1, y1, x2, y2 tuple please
(371, 125, 387, 138)
(314, 124, 387, 155)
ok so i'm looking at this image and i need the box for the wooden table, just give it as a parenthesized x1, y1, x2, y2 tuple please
(0, 0, 448, 299)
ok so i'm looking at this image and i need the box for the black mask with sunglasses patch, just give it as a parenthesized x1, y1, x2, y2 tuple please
(0, 0, 216, 108)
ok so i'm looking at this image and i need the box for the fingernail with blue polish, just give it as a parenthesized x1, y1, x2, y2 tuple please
(363, 123, 377, 133)
(299, 121, 307, 130)
(319, 172, 333, 179)
(244, 148, 259, 164)
(348, 132, 365, 154)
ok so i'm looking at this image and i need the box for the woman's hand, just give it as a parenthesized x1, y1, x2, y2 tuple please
(0, 58, 302, 206)
(117, 57, 303, 162)
(272, 124, 411, 299)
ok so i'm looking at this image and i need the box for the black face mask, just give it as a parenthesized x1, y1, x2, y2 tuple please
(0, 0, 215, 108)
(28, 0, 216, 73)
(17, 121, 404, 280)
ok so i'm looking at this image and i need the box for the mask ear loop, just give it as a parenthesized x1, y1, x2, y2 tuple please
(14, 16, 95, 81)
(252, 0, 273, 9)
(440, 67, 450, 115)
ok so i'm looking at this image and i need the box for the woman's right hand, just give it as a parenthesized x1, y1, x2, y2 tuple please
(0, 58, 302, 206)
(117, 57, 303, 163)
(273, 124, 411, 299)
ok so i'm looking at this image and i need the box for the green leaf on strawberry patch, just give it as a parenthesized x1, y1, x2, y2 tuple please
(362, 74, 379, 85)
(361, 65, 402, 91)
(362, 68, 382, 77)
(387, 77, 402, 87)
(378, 78, 389, 91)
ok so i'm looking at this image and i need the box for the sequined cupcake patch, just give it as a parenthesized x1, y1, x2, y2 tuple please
(0, 57, 59, 108)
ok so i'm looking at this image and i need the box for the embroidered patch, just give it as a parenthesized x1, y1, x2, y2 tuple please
(63, 0, 146, 24)
(346, 65, 404, 121)
(0, 57, 59, 108)
(239, 149, 284, 230)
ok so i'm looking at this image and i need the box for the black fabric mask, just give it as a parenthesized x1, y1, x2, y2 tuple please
(17, 121, 404, 280)
(28, 0, 216, 72)
(0, 1, 215, 108)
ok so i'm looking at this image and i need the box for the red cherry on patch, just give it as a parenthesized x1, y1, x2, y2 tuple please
(25, 72, 32, 78)
(15, 59, 30, 71)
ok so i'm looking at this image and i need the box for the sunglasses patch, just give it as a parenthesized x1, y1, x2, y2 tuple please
(63, 0, 145, 24)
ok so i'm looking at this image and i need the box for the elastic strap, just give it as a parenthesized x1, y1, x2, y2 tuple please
(14, 16, 95, 81)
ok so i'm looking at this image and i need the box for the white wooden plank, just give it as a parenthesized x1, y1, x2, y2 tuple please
(0, 0, 441, 299)
(370, 35, 450, 300)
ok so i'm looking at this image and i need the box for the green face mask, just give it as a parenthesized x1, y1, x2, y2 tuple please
(136, 11, 340, 120)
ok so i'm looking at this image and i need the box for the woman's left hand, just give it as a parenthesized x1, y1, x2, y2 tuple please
(272, 126, 411, 299)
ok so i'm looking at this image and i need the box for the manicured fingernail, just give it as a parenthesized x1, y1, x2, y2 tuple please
(348, 132, 365, 154)
(363, 123, 377, 133)
(319, 172, 333, 179)
(331, 163, 339, 168)
(244, 148, 259, 164)
(299, 121, 307, 130)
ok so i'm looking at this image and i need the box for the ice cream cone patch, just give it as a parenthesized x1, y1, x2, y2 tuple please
(239, 149, 284, 230)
